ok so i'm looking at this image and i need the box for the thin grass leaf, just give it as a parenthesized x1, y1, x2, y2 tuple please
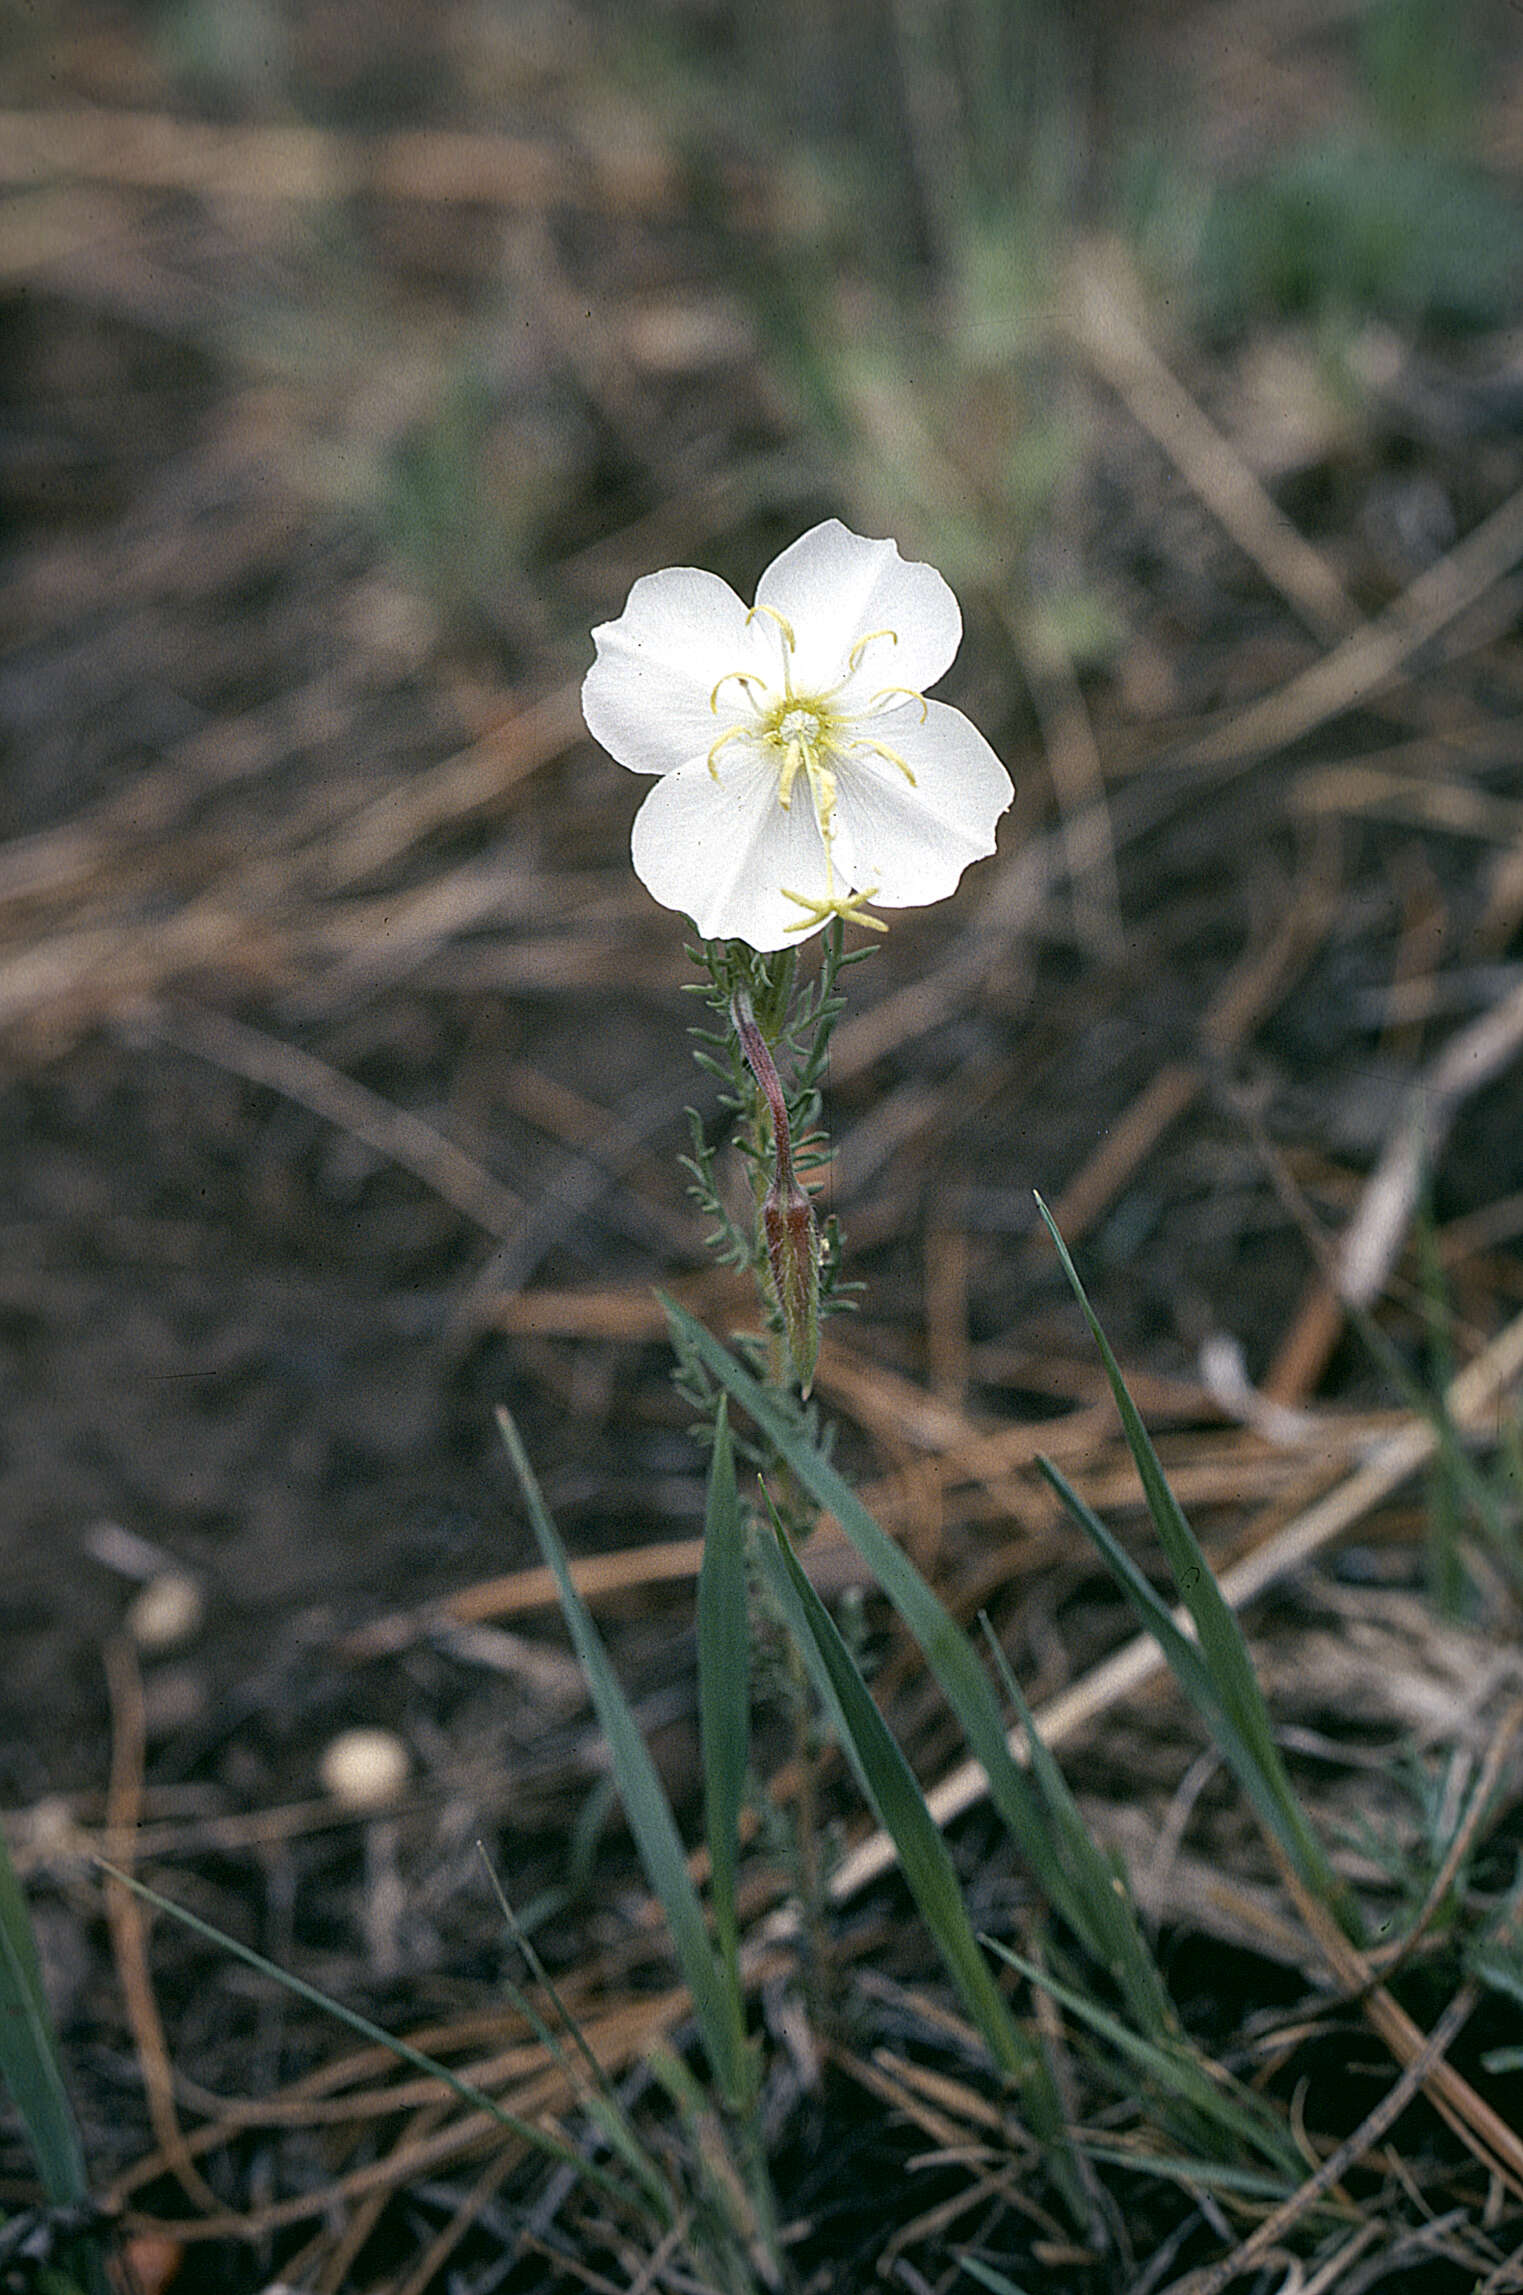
(1073, 2145, 1296, 2200)
(1034, 1196, 1290, 1741)
(1466, 1868, 1523, 2011)
(96, 1862, 643, 2215)
(1357, 1311, 1516, 1563)
(755, 1501, 1055, 2114)
(475, 1855, 674, 2219)
(495, 1406, 747, 2109)
(981, 1937, 1299, 2174)
(661, 1298, 1113, 1953)
(1035, 1457, 1262, 1753)
(1033, 1197, 1353, 1927)
(697, 1397, 751, 2101)
(1035, 1452, 1350, 1916)
(646, 2046, 784, 2295)
(955, 2256, 1034, 2295)
(0, 1829, 88, 2207)
(977, 1618, 1178, 2045)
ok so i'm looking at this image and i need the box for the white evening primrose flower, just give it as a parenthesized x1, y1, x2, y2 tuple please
(582, 519, 1014, 951)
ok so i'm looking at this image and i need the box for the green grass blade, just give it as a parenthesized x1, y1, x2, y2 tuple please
(1073, 2145, 1295, 2200)
(495, 1407, 745, 2109)
(756, 1502, 1055, 2115)
(0, 1828, 88, 2205)
(96, 1862, 641, 2213)
(1035, 1452, 1346, 1910)
(661, 1299, 1106, 1946)
(645, 2045, 783, 2295)
(1034, 1195, 1289, 1741)
(981, 1937, 1299, 2174)
(977, 1619, 1178, 2045)
(1033, 1198, 1353, 1926)
(695, 1400, 753, 2101)
(1373, 1296, 1517, 1575)
(956, 2257, 1034, 2295)
(1034, 1457, 1252, 1740)
(474, 1858, 674, 2218)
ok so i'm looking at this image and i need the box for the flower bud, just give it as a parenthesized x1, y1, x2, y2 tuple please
(763, 1169, 820, 1399)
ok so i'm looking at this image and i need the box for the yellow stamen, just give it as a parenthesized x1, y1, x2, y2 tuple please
(847, 627, 899, 674)
(710, 669, 766, 713)
(867, 686, 928, 722)
(814, 758, 839, 834)
(745, 602, 797, 655)
(845, 735, 917, 786)
(705, 724, 751, 781)
(776, 750, 837, 834)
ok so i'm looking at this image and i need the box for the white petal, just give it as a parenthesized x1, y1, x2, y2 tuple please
(754, 519, 963, 701)
(629, 749, 839, 950)
(582, 567, 780, 776)
(833, 698, 1013, 908)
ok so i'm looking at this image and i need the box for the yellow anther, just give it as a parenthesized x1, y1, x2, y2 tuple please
(781, 884, 888, 935)
(867, 686, 928, 723)
(847, 627, 899, 674)
(745, 602, 797, 654)
(710, 669, 766, 714)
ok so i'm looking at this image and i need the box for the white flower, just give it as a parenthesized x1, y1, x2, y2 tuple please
(582, 519, 1014, 950)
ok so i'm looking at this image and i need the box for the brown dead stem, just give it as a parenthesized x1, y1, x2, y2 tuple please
(102, 1637, 223, 2217)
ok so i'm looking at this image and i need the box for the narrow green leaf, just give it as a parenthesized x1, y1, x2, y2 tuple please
(1036, 1453, 1341, 1906)
(977, 1619, 1178, 2045)
(1033, 1198, 1352, 1926)
(757, 1506, 1049, 2104)
(660, 1300, 1097, 1940)
(696, 1401, 753, 2100)
(496, 1407, 745, 2108)
(97, 1862, 638, 2212)
(956, 2257, 1034, 2295)
(981, 1937, 1298, 2173)
(645, 2045, 784, 2295)
(1035, 1198, 1281, 1745)
(0, 1828, 88, 2205)
(475, 1857, 673, 2218)
(1034, 1458, 1248, 1739)
(1469, 1872, 1523, 2011)
(1073, 2144, 1294, 2200)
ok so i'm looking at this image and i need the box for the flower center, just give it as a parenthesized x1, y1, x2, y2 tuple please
(704, 616, 925, 934)
(765, 697, 838, 832)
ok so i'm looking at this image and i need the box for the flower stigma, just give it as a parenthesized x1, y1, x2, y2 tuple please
(780, 882, 888, 934)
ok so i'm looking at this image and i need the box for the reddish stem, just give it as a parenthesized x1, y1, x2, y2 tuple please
(730, 986, 796, 1191)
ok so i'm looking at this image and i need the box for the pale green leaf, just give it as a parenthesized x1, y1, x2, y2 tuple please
(496, 1407, 746, 2107)
(757, 1507, 1054, 2116)
(1033, 1198, 1352, 1926)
